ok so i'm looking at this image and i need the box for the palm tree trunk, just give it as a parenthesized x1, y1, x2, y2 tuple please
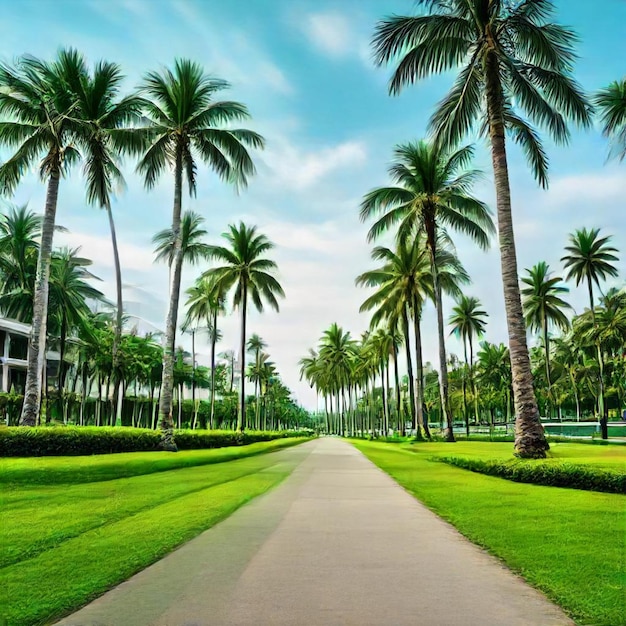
(469, 335, 478, 426)
(237, 281, 248, 432)
(158, 146, 183, 451)
(191, 329, 197, 429)
(20, 170, 60, 426)
(412, 299, 429, 438)
(402, 306, 419, 437)
(425, 221, 454, 441)
(209, 311, 217, 430)
(462, 339, 469, 437)
(57, 313, 68, 422)
(542, 314, 552, 419)
(485, 58, 547, 458)
(392, 341, 403, 435)
(587, 277, 607, 438)
(106, 204, 124, 427)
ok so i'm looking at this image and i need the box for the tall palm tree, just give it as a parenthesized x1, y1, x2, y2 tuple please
(594, 78, 626, 162)
(0, 50, 91, 425)
(247, 333, 267, 430)
(373, 0, 592, 457)
(183, 275, 226, 429)
(203, 222, 284, 432)
(65, 53, 146, 425)
(521, 262, 571, 416)
(360, 140, 492, 441)
(137, 59, 264, 448)
(562, 228, 619, 426)
(448, 295, 488, 434)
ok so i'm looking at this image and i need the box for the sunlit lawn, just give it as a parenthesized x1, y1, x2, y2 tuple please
(353, 440, 625, 626)
(0, 438, 309, 626)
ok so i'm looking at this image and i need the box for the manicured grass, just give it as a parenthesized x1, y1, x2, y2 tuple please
(353, 440, 625, 626)
(0, 436, 309, 485)
(0, 439, 310, 626)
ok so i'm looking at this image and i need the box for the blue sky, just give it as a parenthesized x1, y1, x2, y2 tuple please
(1, 0, 625, 409)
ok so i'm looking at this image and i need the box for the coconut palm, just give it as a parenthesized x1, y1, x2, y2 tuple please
(47, 248, 105, 414)
(476, 341, 512, 426)
(0, 50, 93, 425)
(0, 205, 42, 320)
(448, 295, 488, 434)
(357, 234, 469, 438)
(183, 275, 226, 429)
(521, 262, 571, 416)
(360, 140, 492, 441)
(373, 0, 592, 457)
(247, 334, 267, 430)
(137, 59, 264, 447)
(562, 228, 620, 312)
(319, 323, 357, 436)
(594, 78, 626, 162)
(153, 211, 212, 268)
(203, 222, 283, 432)
(562, 228, 619, 425)
(65, 53, 146, 425)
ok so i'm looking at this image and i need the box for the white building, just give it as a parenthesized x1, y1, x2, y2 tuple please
(0, 317, 60, 394)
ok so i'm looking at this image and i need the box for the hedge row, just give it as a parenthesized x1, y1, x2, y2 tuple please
(0, 426, 315, 457)
(437, 456, 626, 494)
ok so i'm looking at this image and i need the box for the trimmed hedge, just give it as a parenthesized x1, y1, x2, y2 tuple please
(437, 456, 626, 494)
(0, 426, 315, 457)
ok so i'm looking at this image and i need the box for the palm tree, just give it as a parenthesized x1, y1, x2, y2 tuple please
(562, 229, 620, 313)
(319, 323, 356, 436)
(521, 262, 571, 416)
(203, 222, 284, 432)
(0, 205, 42, 320)
(448, 295, 488, 434)
(65, 53, 146, 426)
(247, 334, 267, 430)
(562, 228, 619, 426)
(373, 0, 592, 458)
(594, 78, 626, 162)
(137, 59, 264, 448)
(153, 211, 212, 268)
(476, 341, 512, 428)
(184, 275, 226, 429)
(0, 50, 92, 425)
(47, 248, 105, 416)
(360, 140, 493, 441)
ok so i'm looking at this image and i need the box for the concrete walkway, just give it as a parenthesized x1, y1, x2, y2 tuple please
(57, 438, 573, 626)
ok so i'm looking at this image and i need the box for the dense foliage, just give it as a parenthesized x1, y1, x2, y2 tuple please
(0, 426, 314, 457)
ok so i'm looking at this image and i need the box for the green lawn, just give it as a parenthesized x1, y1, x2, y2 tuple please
(353, 440, 625, 626)
(0, 438, 310, 626)
(410, 439, 626, 470)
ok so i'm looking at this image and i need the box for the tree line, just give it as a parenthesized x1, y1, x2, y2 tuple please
(302, 0, 624, 457)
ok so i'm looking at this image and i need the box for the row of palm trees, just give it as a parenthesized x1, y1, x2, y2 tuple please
(0, 50, 268, 446)
(0, 203, 301, 431)
(354, 0, 623, 457)
(300, 262, 624, 441)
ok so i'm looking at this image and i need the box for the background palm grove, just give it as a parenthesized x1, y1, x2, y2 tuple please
(0, 1, 624, 457)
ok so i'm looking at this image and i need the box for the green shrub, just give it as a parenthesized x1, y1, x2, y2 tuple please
(437, 456, 626, 494)
(0, 426, 315, 457)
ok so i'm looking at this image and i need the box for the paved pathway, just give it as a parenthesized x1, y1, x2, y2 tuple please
(57, 438, 573, 626)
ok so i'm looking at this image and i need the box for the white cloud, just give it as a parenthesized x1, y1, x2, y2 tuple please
(304, 12, 352, 57)
(300, 10, 373, 67)
(263, 137, 368, 190)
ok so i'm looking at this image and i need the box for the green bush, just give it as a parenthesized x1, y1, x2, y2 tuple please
(437, 456, 626, 494)
(0, 426, 315, 457)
